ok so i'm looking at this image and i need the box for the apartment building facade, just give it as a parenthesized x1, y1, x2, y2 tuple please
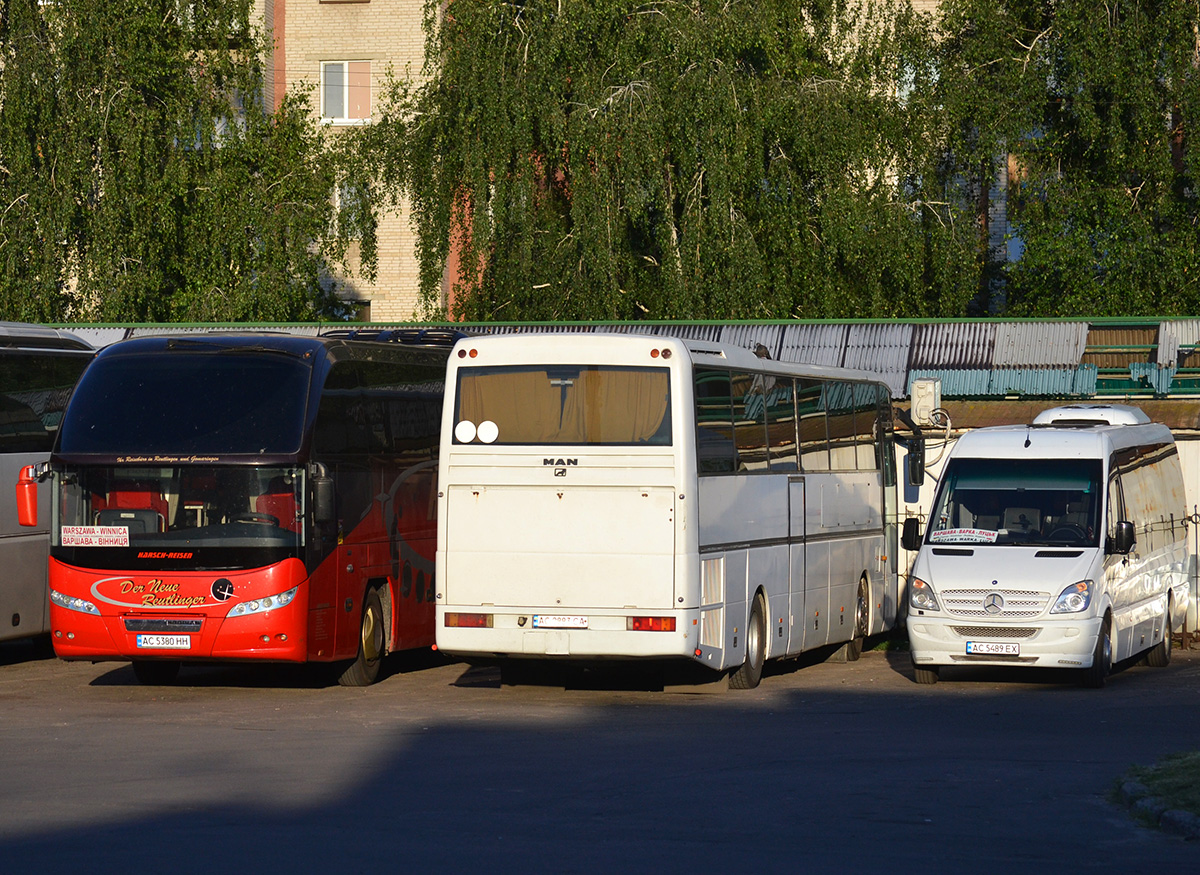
(258, 1, 1016, 322)
(259, 0, 433, 321)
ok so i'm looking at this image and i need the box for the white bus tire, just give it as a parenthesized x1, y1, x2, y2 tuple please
(729, 594, 766, 690)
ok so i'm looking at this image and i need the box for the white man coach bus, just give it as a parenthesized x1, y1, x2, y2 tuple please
(435, 333, 904, 688)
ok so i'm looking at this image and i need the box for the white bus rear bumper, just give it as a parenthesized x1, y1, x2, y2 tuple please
(436, 607, 699, 660)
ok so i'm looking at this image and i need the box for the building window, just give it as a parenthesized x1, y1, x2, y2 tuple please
(321, 61, 371, 124)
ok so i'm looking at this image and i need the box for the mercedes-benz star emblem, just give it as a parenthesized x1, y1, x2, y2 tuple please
(984, 592, 1004, 614)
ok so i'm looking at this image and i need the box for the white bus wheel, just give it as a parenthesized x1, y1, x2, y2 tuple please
(846, 578, 870, 662)
(729, 594, 766, 690)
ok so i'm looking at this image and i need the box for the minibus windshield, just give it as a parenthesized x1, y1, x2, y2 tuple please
(927, 458, 1102, 547)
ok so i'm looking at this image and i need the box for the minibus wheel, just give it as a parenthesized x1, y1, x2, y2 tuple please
(911, 663, 939, 685)
(1145, 597, 1173, 668)
(132, 660, 180, 685)
(338, 588, 386, 687)
(1081, 613, 1112, 688)
(729, 593, 766, 690)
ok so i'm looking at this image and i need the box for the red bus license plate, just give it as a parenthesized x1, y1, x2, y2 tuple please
(136, 634, 191, 650)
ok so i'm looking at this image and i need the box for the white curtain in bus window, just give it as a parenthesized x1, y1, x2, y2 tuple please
(764, 378, 798, 471)
(694, 369, 735, 473)
(456, 367, 669, 444)
(731, 372, 769, 472)
(796, 379, 829, 472)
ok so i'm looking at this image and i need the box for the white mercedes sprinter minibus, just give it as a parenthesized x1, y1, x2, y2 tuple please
(902, 404, 1190, 687)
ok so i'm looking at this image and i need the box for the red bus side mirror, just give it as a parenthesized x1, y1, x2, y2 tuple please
(16, 465, 38, 527)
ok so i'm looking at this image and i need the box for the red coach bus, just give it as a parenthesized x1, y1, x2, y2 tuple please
(17, 329, 456, 685)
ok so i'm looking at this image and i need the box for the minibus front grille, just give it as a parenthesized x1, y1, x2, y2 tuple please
(124, 618, 203, 633)
(941, 588, 1049, 618)
(950, 626, 1038, 639)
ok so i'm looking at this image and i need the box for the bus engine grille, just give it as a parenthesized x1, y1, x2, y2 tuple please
(941, 588, 1049, 618)
(124, 618, 203, 633)
(950, 626, 1038, 639)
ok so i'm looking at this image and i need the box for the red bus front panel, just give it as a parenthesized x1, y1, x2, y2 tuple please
(49, 557, 309, 662)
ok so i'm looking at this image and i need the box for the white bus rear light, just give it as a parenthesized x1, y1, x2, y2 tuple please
(627, 616, 676, 632)
(445, 612, 493, 628)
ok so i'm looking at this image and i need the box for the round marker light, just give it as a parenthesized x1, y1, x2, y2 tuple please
(650, 349, 660, 358)
(477, 420, 499, 443)
(457, 349, 466, 358)
(469, 348, 478, 358)
(661, 349, 672, 359)
(454, 420, 477, 443)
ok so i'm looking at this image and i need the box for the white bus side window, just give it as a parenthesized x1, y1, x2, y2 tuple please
(731, 371, 769, 472)
(826, 381, 856, 471)
(797, 379, 829, 472)
(695, 368, 735, 474)
(853, 382, 878, 470)
(765, 378, 799, 472)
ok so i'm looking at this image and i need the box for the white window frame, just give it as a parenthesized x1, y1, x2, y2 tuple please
(320, 60, 371, 126)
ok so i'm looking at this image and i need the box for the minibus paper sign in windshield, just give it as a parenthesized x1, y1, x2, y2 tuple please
(62, 526, 130, 547)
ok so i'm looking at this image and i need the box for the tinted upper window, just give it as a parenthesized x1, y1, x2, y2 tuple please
(58, 351, 312, 455)
(0, 351, 91, 453)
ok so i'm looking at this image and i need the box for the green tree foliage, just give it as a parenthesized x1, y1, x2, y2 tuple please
(0, 0, 350, 322)
(363, 0, 981, 321)
(933, 0, 1200, 316)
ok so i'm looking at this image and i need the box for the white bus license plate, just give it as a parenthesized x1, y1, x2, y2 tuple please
(136, 634, 191, 650)
(532, 615, 588, 629)
(966, 641, 1019, 656)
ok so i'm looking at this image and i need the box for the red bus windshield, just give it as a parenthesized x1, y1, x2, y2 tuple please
(52, 465, 303, 571)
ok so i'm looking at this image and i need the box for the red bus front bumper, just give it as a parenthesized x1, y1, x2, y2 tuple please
(48, 558, 310, 663)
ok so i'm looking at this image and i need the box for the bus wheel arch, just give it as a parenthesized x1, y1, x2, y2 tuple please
(729, 589, 767, 690)
(338, 585, 387, 687)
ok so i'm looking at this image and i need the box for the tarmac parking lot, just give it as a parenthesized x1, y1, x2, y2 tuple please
(1, 638, 1197, 872)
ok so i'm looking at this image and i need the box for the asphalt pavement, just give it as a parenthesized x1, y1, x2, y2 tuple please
(1, 639, 1197, 872)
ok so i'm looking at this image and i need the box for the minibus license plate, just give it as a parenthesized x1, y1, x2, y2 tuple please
(136, 634, 191, 650)
(966, 641, 1019, 656)
(532, 615, 588, 629)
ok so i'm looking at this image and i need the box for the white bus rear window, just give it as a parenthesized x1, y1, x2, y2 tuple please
(454, 366, 671, 445)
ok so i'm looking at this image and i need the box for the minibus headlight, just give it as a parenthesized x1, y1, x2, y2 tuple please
(228, 586, 299, 618)
(909, 577, 939, 611)
(1050, 580, 1092, 614)
(50, 589, 100, 616)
